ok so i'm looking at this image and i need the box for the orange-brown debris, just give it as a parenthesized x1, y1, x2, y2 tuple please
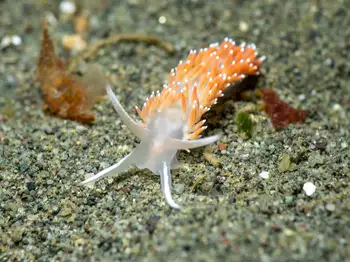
(260, 88, 307, 129)
(62, 34, 87, 52)
(36, 19, 104, 123)
(74, 11, 90, 35)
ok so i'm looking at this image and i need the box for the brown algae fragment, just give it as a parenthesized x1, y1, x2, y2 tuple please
(36, 19, 105, 123)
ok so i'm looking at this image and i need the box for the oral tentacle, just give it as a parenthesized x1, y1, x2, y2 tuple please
(166, 134, 221, 150)
(106, 83, 148, 139)
(79, 151, 136, 185)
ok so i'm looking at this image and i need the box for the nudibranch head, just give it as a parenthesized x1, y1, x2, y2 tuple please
(80, 38, 264, 209)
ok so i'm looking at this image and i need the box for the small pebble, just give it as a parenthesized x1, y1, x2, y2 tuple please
(62, 34, 87, 52)
(11, 35, 22, 46)
(332, 104, 342, 111)
(325, 203, 335, 212)
(340, 142, 347, 149)
(59, 1, 76, 15)
(158, 16, 166, 24)
(303, 182, 316, 196)
(173, 183, 184, 194)
(298, 94, 306, 101)
(278, 154, 291, 173)
(6, 74, 16, 88)
(259, 171, 269, 179)
(1, 35, 22, 48)
(26, 182, 36, 191)
(0, 36, 12, 48)
(239, 21, 249, 32)
(61, 206, 73, 217)
(45, 12, 58, 25)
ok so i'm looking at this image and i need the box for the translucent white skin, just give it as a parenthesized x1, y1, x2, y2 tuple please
(80, 83, 221, 209)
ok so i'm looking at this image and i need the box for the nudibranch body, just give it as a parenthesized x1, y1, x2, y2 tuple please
(80, 38, 264, 209)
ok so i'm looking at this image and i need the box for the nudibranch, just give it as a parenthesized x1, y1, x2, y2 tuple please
(80, 38, 264, 209)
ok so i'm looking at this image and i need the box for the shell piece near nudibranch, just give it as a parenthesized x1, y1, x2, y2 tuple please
(80, 38, 264, 209)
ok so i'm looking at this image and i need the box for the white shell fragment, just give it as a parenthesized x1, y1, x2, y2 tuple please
(11, 35, 22, 46)
(259, 171, 270, 179)
(1, 35, 22, 48)
(303, 182, 316, 196)
(0, 36, 11, 48)
(59, 1, 76, 15)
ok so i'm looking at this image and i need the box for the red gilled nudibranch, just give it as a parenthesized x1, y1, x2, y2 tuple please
(80, 38, 264, 209)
